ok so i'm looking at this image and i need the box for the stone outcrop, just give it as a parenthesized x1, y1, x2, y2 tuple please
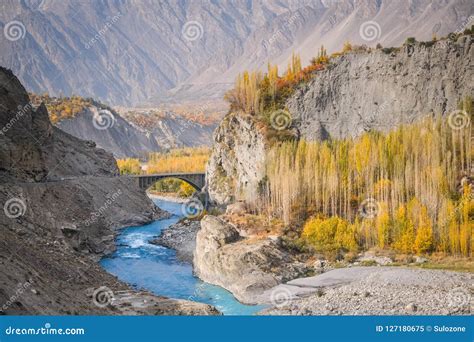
(0, 67, 118, 183)
(194, 215, 309, 304)
(288, 37, 474, 141)
(0, 67, 218, 315)
(207, 36, 474, 205)
(151, 219, 201, 263)
(206, 113, 266, 205)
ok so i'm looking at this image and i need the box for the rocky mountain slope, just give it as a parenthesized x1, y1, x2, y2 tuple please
(207, 35, 474, 205)
(0, 67, 217, 315)
(0, 0, 472, 105)
(119, 109, 218, 151)
(32, 97, 218, 159)
(54, 106, 161, 159)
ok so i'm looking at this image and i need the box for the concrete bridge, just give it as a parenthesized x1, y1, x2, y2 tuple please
(132, 173, 206, 191)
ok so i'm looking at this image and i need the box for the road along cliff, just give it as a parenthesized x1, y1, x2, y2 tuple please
(0, 67, 218, 315)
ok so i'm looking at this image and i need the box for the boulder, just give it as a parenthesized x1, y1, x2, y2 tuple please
(194, 215, 309, 304)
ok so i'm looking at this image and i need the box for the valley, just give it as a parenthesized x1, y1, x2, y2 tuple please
(0, 2, 472, 318)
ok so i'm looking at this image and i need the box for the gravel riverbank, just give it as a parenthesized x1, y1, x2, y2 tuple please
(260, 266, 473, 315)
(150, 219, 200, 263)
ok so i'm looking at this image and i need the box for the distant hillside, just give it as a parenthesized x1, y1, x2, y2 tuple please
(120, 108, 219, 150)
(30, 94, 218, 159)
(1, 0, 472, 106)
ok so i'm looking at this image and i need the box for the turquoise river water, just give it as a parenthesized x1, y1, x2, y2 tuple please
(100, 198, 265, 315)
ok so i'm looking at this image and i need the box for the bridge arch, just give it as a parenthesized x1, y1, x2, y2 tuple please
(133, 173, 206, 192)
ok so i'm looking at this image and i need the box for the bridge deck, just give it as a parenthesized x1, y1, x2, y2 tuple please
(130, 172, 205, 178)
(131, 172, 206, 191)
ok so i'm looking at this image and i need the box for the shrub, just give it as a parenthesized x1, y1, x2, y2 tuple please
(302, 216, 358, 254)
(405, 37, 416, 45)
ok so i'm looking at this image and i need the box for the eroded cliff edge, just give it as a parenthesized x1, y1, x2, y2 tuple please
(207, 37, 473, 205)
(0, 67, 218, 315)
(197, 36, 473, 310)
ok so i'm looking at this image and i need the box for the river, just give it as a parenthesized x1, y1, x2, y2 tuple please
(100, 198, 265, 315)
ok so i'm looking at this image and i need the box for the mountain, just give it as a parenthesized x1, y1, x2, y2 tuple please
(28, 94, 219, 158)
(206, 35, 474, 204)
(0, 0, 472, 106)
(0, 66, 218, 315)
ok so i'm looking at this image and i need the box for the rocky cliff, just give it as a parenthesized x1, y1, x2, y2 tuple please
(207, 36, 474, 205)
(0, 67, 217, 315)
(206, 113, 266, 205)
(194, 215, 309, 304)
(289, 36, 474, 140)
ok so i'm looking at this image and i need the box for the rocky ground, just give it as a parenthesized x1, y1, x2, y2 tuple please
(260, 267, 473, 315)
(194, 215, 311, 304)
(191, 213, 473, 315)
(150, 219, 200, 263)
(0, 67, 218, 315)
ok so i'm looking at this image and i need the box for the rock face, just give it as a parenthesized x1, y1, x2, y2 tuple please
(206, 113, 266, 205)
(288, 37, 474, 141)
(151, 219, 201, 263)
(207, 36, 474, 205)
(0, 68, 118, 183)
(0, 67, 217, 315)
(56, 106, 217, 159)
(56, 107, 162, 159)
(194, 215, 309, 304)
(1, 0, 472, 105)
